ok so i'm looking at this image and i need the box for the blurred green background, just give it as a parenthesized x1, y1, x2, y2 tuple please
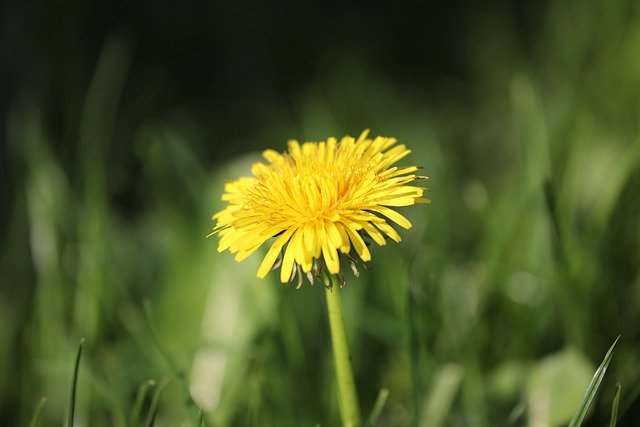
(2, 0, 640, 425)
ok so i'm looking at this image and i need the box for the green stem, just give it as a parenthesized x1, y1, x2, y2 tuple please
(325, 276, 361, 427)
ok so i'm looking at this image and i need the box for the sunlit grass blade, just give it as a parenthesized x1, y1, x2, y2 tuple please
(67, 339, 85, 427)
(28, 396, 47, 427)
(609, 382, 621, 427)
(568, 336, 620, 427)
(198, 406, 206, 427)
(129, 379, 156, 427)
(366, 388, 389, 426)
(420, 363, 464, 427)
(144, 378, 170, 427)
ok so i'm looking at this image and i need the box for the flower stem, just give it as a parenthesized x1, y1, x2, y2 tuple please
(325, 276, 361, 427)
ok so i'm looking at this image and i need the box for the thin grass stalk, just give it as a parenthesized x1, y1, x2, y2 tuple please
(609, 382, 621, 427)
(67, 339, 85, 427)
(569, 336, 620, 427)
(366, 388, 389, 426)
(28, 396, 47, 427)
(129, 380, 156, 427)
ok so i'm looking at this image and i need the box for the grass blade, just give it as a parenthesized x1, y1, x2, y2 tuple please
(68, 338, 85, 427)
(144, 378, 170, 427)
(420, 363, 464, 427)
(568, 336, 620, 427)
(608, 382, 621, 427)
(28, 396, 47, 427)
(197, 406, 206, 427)
(366, 387, 389, 426)
(129, 379, 156, 427)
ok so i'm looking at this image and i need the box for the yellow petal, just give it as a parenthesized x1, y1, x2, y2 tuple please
(322, 242, 340, 274)
(327, 222, 344, 248)
(334, 222, 351, 253)
(371, 207, 413, 229)
(373, 220, 401, 243)
(344, 223, 371, 262)
(257, 228, 296, 279)
(280, 236, 297, 283)
(359, 221, 386, 246)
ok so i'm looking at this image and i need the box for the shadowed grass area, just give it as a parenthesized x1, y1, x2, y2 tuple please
(2, 0, 640, 425)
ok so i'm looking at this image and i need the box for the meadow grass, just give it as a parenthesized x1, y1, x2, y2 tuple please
(2, 1, 640, 425)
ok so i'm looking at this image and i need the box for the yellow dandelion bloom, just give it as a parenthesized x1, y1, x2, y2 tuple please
(211, 130, 429, 284)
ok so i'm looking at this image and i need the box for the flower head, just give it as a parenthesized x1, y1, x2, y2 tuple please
(211, 130, 429, 285)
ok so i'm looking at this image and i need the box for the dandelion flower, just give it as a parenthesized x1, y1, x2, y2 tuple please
(211, 130, 429, 285)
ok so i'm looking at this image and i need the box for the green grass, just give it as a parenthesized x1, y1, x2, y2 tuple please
(67, 339, 84, 427)
(569, 336, 619, 427)
(2, 0, 640, 425)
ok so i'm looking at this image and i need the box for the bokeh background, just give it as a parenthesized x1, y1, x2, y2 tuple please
(2, 0, 640, 425)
